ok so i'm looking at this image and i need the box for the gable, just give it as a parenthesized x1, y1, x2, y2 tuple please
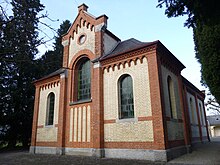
(61, 4, 111, 68)
(68, 20, 95, 66)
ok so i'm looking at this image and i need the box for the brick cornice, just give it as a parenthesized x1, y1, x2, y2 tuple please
(101, 45, 157, 72)
(157, 42, 185, 74)
(159, 54, 181, 76)
(182, 76, 205, 100)
(34, 75, 60, 88)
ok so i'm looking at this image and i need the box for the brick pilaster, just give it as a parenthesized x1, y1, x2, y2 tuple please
(148, 52, 166, 150)
(157, 55, 169, 149)
(194, 94, 203, 142)
(91, 64, 104, 150)
(31, 86, 40, 147)
(178, 76, 190, 146)
(202, 101, 210, 141)
(62, 39, 70, 68)
(57, 71, 67, 150)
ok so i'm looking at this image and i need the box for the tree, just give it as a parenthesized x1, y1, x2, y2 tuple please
(157, 0, 220, 103)
(0, 0, 44, 147)
(54, 20, 71, 65)
(36, 20, 71, 77)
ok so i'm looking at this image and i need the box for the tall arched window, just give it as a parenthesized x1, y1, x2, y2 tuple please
(77, 59, 91, 101)
(190, 98, 195, 124)
(199, 103, 204, 125)
(46, 92, 55, 126)
(167, 76, 176, 118)
(119, 74, 134, 119)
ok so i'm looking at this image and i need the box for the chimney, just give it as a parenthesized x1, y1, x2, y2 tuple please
(78, 4, 88, 12)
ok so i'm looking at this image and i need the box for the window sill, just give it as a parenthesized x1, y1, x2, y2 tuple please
(116, 117, 138, 123)
(170, 118, 179, 122)
(44, 125, 54, 128)
(69, 99, 92, 106)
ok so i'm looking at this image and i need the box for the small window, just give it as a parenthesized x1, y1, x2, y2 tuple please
(167, 76, 176, 118)
(77, 59, 91, 101)
(78, 34, 86, 45)
(46, 92, 55, 126)
(118, 74, 134, 119)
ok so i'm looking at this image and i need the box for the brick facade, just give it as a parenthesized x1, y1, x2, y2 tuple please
(30, 4, 209, 161)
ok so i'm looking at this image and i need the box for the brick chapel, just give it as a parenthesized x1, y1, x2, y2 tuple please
(30, 4, 210, 161)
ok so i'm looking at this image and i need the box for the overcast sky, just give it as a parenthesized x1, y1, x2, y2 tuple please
(39, 0, 204, 91)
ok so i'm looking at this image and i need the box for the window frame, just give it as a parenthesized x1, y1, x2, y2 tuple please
(190, 97, 195, 124)
(71, 57, 91, 104)
(46, 92, 55, 126)
(167, 76, 177, 119)
(118, 74, 134, 119)
(199, 103, 204, 126)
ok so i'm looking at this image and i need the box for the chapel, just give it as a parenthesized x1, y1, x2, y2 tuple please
(30, 4, 209, 161)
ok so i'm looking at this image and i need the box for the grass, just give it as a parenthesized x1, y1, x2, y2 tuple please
(0, 142, 29, 153)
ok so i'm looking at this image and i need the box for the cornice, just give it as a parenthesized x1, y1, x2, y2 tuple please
(34, 75, 60, 90)
(101, 44, 157, 68)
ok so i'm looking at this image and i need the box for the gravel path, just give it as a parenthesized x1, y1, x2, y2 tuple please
(0, 137, 220, 165)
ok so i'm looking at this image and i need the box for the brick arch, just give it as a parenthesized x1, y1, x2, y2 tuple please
(69, 49, 95, 102)
(69, 49, 95, 69)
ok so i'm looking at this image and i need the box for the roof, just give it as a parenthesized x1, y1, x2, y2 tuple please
(207, 115, 220, 126)
(182, 76, 205, 99)
(100, 38, 156, 60)
(100, 38, 185, 72)
(33, 68, 66, 83)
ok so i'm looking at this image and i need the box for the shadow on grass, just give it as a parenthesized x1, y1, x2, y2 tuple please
(0, 145, 29, 153)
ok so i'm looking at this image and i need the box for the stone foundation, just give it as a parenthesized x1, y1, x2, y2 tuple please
(30, 145, 191, 162)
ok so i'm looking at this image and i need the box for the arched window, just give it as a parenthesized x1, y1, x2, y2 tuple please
(167, 76, 176, 118)
(190, 98, 195, 124)
(119, 74, 134, 119)
(199, 103, 204, 125)
(46, 92, 55, 126)
(77, 59, 91, 101)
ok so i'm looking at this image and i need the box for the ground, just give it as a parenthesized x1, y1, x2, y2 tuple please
(0, 137, 220, 165)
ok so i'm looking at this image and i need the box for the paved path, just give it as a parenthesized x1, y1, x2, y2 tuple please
(167, 137, 220, 165)
(0, 137, 220, 165)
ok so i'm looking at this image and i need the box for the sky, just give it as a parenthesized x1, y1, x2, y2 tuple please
(39, 0, 204, 91)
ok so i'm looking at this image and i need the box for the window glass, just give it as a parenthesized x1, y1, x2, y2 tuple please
(199, 103, 204, 125)
(190, 98, 195, 124)
(167, 76, 176, 119)
(46, 92, 55, 125)
(78, 59, 91, 100)
(119, 75, 134, 119)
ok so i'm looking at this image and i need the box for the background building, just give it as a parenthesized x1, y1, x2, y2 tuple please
(207, 115, 220, 137)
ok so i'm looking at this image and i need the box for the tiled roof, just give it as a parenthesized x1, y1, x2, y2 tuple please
(101, 38, 156, 60)
(33, 68, 66, 83)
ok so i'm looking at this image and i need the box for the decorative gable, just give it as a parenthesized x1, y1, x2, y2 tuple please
(61, 4, 110, 68)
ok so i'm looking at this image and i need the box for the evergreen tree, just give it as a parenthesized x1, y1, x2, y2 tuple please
(0, 0, 44, 147)
(37, 20, 71, 77)
(158, 0, 220, 103)
(54, 20, 71, 67)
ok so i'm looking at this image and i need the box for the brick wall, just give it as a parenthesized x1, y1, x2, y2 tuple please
(68, 24, 95, 66)
(36, 80, 60, 142)
(103, 57, 153, 143)
(160, 65, 184, 141)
